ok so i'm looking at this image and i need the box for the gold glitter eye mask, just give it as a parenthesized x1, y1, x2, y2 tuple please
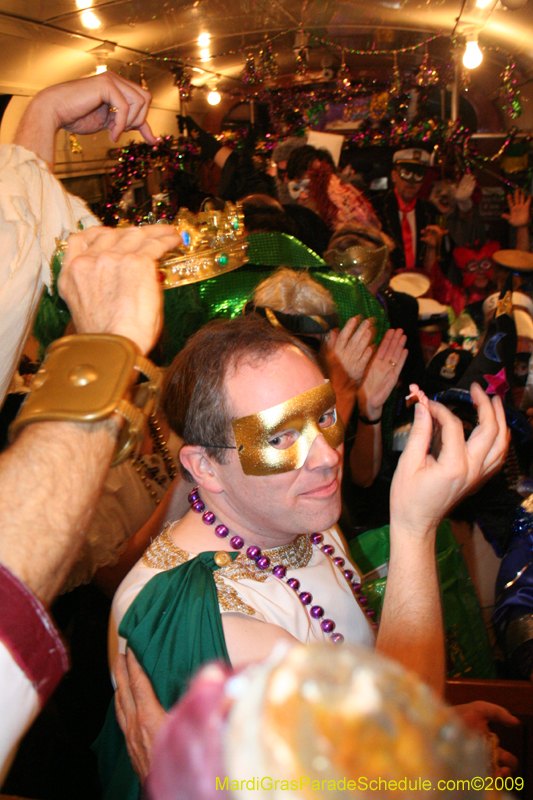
(231, 380, 344, 476)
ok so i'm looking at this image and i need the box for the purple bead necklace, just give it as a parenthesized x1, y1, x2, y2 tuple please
(187, 487, 378, 644)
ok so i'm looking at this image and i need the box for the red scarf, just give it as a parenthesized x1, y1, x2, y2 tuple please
(395, 190, 417, 270)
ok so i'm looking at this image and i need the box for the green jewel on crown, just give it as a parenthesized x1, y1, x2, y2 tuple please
(156, 201, 248, 288)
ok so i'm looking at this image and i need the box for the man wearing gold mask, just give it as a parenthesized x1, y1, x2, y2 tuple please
(97, 315, 508, 800)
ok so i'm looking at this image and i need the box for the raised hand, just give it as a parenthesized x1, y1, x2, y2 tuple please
(502, 189, 531, 229)
(357, 327, 407, 420)
(59, 225, 181, 355)
(324, 316, 376, 425)
(390, 382, 509, 539)
(15, 73, 156, 168)
(456, 173, 476, 205)
(44, 73, 155, 143)
(325, 315, 375, 387)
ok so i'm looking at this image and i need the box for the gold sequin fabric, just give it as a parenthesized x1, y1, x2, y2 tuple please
(214, 574, 256, 615)
(142, 529, 313, 616)
(259, 534, 312, 570)
(142, 525, 189, 570)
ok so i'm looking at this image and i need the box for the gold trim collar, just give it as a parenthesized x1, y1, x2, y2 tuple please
(142, 526, 312, 573)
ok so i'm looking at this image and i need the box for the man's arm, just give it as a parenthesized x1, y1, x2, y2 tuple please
(0, 421, 117, 604)
(14, 72, 155, 169)
(0, 225, 179, 778)
(221, 615, 298, 671)
(0, 225, 180, 605)
(421, 224, 446, 274)
(0, 73, 156, 404)
(378, 384, 508, 694)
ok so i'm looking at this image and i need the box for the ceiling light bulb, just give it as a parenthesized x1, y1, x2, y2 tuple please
(96, 64, 107, 74)
(198, 33, 210, 48)
(463, 39, 483, 69)
(475, 0, 493, 7)
(200, 49, 210, 62)
(81, 10, 101, 28)
(207, 90, 221, 105)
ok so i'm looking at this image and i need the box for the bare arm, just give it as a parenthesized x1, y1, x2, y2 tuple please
(112, 617, 298, 784)
(0, 421, 117, 605)
(350, 417, 382, 488)
(421, 225, 446, 273)
(378, 384, 508, 694)
(516, 226, 530, 252)
(222, 615, 298, 671)
(14, 73, 155, 169)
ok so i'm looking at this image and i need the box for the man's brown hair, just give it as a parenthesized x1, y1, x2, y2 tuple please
(163, 316, 317, 476)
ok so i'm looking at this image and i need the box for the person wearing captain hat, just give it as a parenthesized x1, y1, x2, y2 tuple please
(372, 147, 445, 277)
(493, 248, 533, 295)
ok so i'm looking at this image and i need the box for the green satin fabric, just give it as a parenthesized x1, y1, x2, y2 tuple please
(162, 233, 388, 364)
(94, 552, 233, 800)
(349, 520, 497, 680)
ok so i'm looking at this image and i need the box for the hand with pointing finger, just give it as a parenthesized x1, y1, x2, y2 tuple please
(15, 73, 156, 167)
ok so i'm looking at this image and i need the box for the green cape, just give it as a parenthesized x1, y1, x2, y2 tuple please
(94, 552, 233, 800)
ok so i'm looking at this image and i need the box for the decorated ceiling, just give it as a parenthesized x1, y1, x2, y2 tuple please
(0, 0, 531, 126)
(1, 0, 532, 206)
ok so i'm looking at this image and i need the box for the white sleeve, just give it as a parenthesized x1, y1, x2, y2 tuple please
(0, 641, 40, 785)
(0, 143, 99, 404)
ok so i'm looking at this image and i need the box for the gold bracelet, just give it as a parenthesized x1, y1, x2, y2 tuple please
(10, 334, 163, 465)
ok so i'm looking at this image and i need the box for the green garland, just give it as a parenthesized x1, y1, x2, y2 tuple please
(32, 240, 72, 359)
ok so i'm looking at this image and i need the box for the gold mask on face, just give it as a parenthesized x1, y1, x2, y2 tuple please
(232, 381, 344, 476)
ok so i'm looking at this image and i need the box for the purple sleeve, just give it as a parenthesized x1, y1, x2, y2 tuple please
(0, 562, 69, 705)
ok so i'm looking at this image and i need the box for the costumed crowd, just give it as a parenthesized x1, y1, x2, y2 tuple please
(1, 71, 533, 799)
